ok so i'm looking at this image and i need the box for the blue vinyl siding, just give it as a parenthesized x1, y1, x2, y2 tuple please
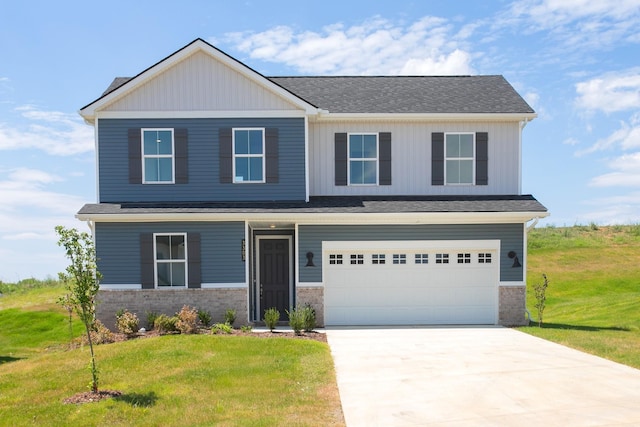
(298, 223, 524, 282)
(95, 222, 245, 285)
(98, 118, 305, 202)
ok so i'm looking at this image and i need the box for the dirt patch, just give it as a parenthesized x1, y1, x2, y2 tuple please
(63, 390, 122, 404)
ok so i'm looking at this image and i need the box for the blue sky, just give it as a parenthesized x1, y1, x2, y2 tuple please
(1, 0, 639, 281)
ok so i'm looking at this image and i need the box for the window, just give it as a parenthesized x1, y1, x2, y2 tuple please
(393, 254, 407, 264)
(143, 129, 174, 183)
(154, 233, 187, 288)
(233, 128, 265, 183)
(350, 254, 364, 265)
(372, 254, 386, 264)
(415, 254, 429, 264)
(479, 253, 492, 264)
(445, 133, 474, 185)
(329, 254, 343, 265)
(436, 253, 449, 264)
(349, 133, 378, 185)
(457, 253, 471, 264)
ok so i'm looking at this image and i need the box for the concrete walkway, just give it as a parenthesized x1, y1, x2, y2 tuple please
(326, 326, 640, 426)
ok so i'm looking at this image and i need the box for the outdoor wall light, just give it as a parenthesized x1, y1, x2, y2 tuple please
(305, 251, 315, 267)
(508, 251, 521, 268)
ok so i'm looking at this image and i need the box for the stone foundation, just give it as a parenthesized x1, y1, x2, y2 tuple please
(499, 286, 527, 326)
(96, 288, 248, 331)
(295, 286, 324, 327)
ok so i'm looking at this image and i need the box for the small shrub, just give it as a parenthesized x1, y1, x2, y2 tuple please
(176, 305, 199, 334)
(154, 314, 178, 335)
(263, 307, 280, 332)
(197, 309, 212, 327)
(146, 311, 159, 330)
(240, 325, 252, 333)
(116, 309, 140, 337)
(286, 307, 305, 335)
(86, 319, 115, 345)
(302, 304, 316, 332)
(224, 308, 237, 326)
(212, 322, 233, 334)
(533, 274, 550, 327)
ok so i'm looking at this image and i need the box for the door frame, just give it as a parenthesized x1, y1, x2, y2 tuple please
(255, 235, 294, 320)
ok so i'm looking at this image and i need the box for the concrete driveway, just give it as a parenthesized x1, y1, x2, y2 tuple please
(326, 326, 640, 426)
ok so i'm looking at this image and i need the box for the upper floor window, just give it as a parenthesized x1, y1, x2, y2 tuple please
(445, 133, 474, 185)
(349, 133, 378, 185)
(142, 129, 174, 183)
(233, 128, 265, 183)
(154, 233, 187, 288)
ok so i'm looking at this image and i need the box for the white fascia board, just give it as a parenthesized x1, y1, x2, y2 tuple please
(314, 112, 538, 122)
(76, 210, 549, 225)
(95, 110, 308, 119)
(80, 39, 320, 122)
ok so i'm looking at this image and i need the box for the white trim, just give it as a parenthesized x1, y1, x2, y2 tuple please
(304, 116, 309, 202)
(499, 281, 525, 287)
(347, 132, 379, 186)
(94, 110, 308, 120)
(232, 128, 266, 184)
(255, 235, 294, 317)
(201, 282, 247, 289)
(294, 223, 300, 285)
(142, 128, 175, 184)
(153, 232, 188, 289)
(99, 284, 142, 290)
(244, 221, 250, 323)
(315, 112, 538, 122)
(297, 282, 323, 288)
(94, 118, 100, 203)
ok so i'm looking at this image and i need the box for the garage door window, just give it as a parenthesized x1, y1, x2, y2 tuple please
(415, 254, 429, 264)
(393, 254, 407, 264)
(372, 254, 386, 264)
(457, 253, 471, 264)
(350, 254, 364, 265)
(329, 254, 343, 265)
(436, 253, 449, 264)
(479, 253, 492, 263)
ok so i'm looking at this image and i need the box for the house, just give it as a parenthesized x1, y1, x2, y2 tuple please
(77, 38, 548, 329)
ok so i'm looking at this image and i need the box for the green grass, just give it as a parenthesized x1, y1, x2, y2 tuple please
(520, 224, 640, 369)
(0, 281, 344, 426)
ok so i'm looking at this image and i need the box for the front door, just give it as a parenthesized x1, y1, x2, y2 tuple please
(259, 238, 291, 321)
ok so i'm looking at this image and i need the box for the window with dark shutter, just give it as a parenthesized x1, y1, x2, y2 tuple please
(140, 233, 154, 289)
(219, 128, 233, 183)
(335, 133, 348, 186)
(379, 132, 392, 185)
(431, 132, 445, 186)
(128, 128, 142, 184)
(475, 132, 488, 185)
(187, 233, 201, 288)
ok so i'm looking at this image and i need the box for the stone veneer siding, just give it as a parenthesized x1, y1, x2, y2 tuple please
(499, 286, 527, 326)
(96, 288, 248, 331)
(295, 286, 324, 327)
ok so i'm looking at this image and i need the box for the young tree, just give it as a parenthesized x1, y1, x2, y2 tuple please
(55, 225, 102, 393)
(533, 274, 549, 328)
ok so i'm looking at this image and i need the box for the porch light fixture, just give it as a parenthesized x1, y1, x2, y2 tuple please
(508, 251, 521, 268)
(305, 251, 315, 267)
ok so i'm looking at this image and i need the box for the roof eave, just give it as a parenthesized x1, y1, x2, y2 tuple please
(314, 112, 538, 121)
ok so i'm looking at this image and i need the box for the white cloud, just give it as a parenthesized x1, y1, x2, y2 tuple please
(575, 71, 640, 114)
(0, 106, 94, 155)
(582, 191, 640, 224)
(578, 114, 640, 154)
(223, 16, 475, 75)
(589, 152, 640, 187)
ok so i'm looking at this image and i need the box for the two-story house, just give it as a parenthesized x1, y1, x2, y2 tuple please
(78, 38, 547, 328)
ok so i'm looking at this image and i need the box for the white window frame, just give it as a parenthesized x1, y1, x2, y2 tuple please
(233, 128, 266, 184)
(142, 128, 175, 184)
(153, 232, 188, 289)
(348, 132, 378, 186)
(444, 132, 475, 186)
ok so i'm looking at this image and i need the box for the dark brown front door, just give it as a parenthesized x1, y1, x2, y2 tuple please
(259, 238, 290, 320)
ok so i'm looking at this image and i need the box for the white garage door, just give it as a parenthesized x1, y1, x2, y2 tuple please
(323, 240, 499, 325)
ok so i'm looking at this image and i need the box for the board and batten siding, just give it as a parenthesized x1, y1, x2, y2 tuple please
(98, 118, 305, 202)
(103, 51, 299, 112)
(297, 223, 524, 283)
(95, 222, 246, 285)
(308, 121, 521, 196)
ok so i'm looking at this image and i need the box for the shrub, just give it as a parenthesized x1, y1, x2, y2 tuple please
(224, 308, 237, 326)
(154, 314, 178, 335)
(240, 325, 252, 333)
(145, 311, 159, 330)
(197, 309, 212, 327)
(86, 319, 115, 345)
(302, 304, 316, 332)
(176, 305, 199, 334)
(533, 274, 550, 327)
(212, 322, 233, 334)
(286, 308, 305, 335)
(116, 310, 140, 337)
(263, 307, 280, 332)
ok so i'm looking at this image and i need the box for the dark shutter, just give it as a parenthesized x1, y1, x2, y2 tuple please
(219, 128, 233, 183)
(187, 233, 201, 288)
(334, 133, 348, 186)
(128, 128, 142, 184)
(431, 132, 444, 186)
(174, 128, 188, 184)
(140, 233, 155, 289)
(475, 132, 488, 186)
(265, 128, 279, 183)
(379, 132, 392, 185)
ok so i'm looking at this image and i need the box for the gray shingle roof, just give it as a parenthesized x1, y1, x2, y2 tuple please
(78, 195, 547, 216)
(270, 76, 534, 114)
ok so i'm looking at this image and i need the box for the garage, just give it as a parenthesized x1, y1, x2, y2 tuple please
(323, 240, 500, 325)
